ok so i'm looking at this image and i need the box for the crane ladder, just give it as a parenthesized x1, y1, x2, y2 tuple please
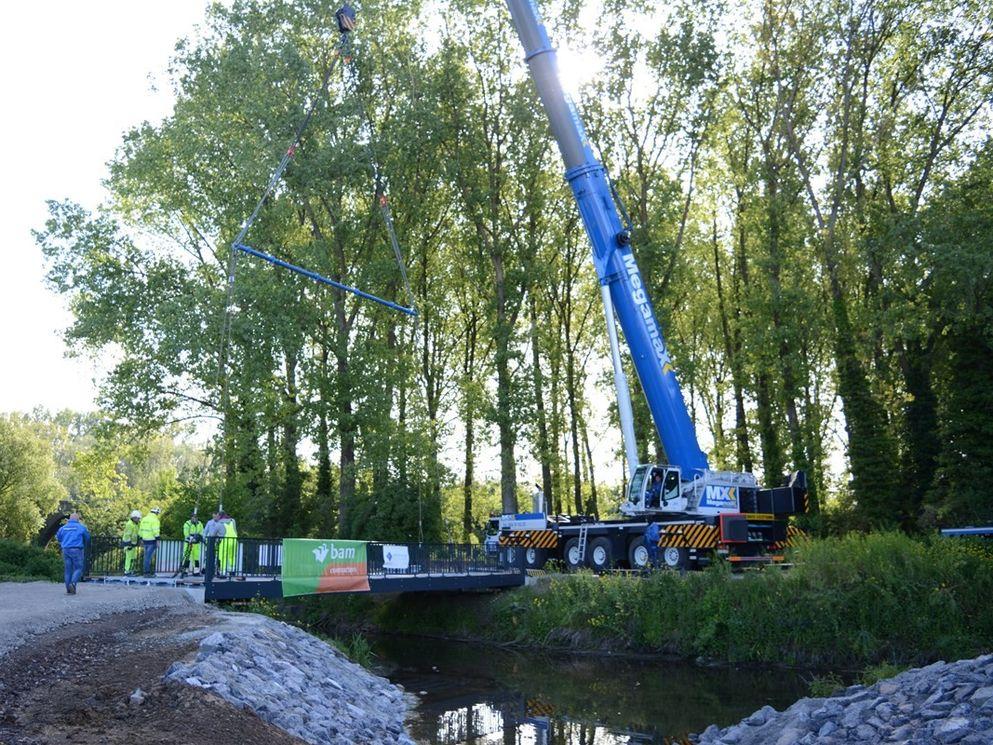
(577, 524, 589, 562)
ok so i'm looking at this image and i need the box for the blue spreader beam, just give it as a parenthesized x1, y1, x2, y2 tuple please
(233, 242, 418, 317)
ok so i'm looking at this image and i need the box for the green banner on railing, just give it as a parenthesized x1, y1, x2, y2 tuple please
(282, 539, 370, 596)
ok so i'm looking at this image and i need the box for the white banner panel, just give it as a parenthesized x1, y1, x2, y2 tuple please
(383, 544, 410, 570)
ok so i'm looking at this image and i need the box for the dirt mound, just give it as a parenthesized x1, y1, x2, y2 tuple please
(0, 607, 302, 745)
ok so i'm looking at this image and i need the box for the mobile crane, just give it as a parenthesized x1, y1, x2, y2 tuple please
(493, 0, 808, 571)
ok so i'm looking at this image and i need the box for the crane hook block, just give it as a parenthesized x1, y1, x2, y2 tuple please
(336, 4, 357, 34)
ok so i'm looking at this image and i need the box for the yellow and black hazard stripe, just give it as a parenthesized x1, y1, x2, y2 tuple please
(659, 522, 719, 549)
(498, 529, 559, 549)
(526, 699, 555, 718)
(770, 524, 807, 550)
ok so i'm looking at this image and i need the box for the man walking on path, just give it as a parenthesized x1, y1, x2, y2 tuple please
(139, 507, 161, 577)
(122, 510, 141, 575)
(182, 511, 204, 576)
(56, 512, 90, 594)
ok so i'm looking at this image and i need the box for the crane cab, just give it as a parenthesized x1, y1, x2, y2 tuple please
(624, 464, 681, 515)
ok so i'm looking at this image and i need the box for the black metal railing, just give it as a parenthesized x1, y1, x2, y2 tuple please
(84, 536, 524, 588)
(366, 542, 522, 576)
(86, 536, 193, 577)
(202, 536, 282, 582)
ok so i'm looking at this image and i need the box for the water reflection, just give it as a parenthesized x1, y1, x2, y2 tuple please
(372, 636, 807, 745)
(434, 702, 662, 744)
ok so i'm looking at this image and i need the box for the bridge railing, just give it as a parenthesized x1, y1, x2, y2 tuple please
(202, 536, 281, 581)
(85, 536, 192, 577)
(82, 535, 523, 588)
(366, 542, 521, 576)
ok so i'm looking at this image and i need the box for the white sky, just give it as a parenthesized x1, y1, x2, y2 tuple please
(0, 1, 214, 414)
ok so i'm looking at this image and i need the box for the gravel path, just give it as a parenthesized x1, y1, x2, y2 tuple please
(0, 580, 203, 658)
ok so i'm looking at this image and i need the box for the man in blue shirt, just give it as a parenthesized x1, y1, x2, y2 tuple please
(55, 512, 90, 595)
(644, 521, 661, 569)
(646, 471, 664, 508)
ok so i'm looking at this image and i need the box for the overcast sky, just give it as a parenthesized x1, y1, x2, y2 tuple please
(0, 1, 213, 415)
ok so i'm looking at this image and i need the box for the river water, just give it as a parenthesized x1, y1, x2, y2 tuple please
(372, 636, 808, 745)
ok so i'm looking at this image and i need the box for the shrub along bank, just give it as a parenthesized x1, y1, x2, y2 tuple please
(0, 539, 62, 581)
(300, 532, 993, 670)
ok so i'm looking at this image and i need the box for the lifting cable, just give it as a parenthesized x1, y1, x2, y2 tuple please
(223, 2, 416, 374)
(213, 4, 417, 513)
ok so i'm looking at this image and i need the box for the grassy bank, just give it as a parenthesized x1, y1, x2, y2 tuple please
(0, 540, 62, 581)
(297, 532, 993, 670)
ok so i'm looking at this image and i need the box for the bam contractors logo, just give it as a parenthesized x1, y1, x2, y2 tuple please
(283, 539, 370, 596)
(700, 485, 738, 509)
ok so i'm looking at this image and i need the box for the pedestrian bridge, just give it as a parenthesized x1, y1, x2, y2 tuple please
(85, 537, 525, 602)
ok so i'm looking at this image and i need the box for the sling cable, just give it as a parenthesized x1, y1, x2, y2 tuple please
(226, 3, 416, 318)
(214, 4, 416, 513)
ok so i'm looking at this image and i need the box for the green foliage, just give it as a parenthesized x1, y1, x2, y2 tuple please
(234, 596, 375, 668)
(0, 415, 65, 541)
(330, 633, 375, 668)
(0, 539, 62, 581)
(28, 0, 993, 536)
(349, 534, 993, 669)
(807, 673, 845, 698)
(859, 662, 909, 687)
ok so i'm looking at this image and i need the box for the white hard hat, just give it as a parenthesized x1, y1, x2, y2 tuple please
(150, 506, 161, 514)
(130, 510, 142, 519)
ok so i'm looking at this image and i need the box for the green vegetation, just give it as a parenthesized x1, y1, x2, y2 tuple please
(859, 662, 911, 687)
(235, 597, 375, 668)
(329, 633, 375, 668)
(807, 673, 845, 698)
(14, 0, 990, 540)
(0, 415, 65, 541)
(303, 534, 993, 671)
(0, 539, 62, 581)
(0, 409, 207, 542)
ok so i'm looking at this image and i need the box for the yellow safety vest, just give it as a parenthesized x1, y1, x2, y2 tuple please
(122, 520, 140, 546)
(138, 514, 160, 541)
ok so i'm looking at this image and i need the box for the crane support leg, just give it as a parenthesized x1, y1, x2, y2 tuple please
(602, 283, 639, 478)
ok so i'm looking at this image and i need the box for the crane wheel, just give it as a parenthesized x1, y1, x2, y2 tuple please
(524, 547, 548, 570)
(588, 537, 613, 573)
(563, 538, 584, 571)
(628, 538, 650, 570)
(662, 546, 689, 570)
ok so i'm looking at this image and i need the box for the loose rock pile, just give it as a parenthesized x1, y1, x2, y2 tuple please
(696, 654, 993, 744)
(165, 612, 415, 745)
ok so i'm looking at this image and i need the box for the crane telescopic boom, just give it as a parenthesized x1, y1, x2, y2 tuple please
(505, 0, 709, 476)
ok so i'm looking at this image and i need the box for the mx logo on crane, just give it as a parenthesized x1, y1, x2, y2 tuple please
(700, 486, 738, 509)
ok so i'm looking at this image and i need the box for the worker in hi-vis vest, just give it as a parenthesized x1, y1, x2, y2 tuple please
(182, 511, 204, 575)
(139, 507, 161, 576)
(122, 510, 141, 575)
(217, 512, 238, 577)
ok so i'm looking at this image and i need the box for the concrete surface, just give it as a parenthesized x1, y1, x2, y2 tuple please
(0, 581, 204, 658)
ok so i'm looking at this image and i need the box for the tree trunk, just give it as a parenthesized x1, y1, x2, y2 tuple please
(713, 219, 752, 473)
(315, 325, 334, 535)
(580, 412, 598, 519)
(897, 335, 939, 528)
(529, 294, 553, 506)
(492, 249, 518, 515)
(461, 310, 478, 539)
(280, 348, 302, 534)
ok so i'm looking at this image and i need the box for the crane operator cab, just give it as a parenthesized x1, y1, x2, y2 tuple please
(624, 464, 681, 515)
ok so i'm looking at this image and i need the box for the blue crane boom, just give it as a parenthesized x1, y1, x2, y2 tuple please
(505, 0, 710, 475)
